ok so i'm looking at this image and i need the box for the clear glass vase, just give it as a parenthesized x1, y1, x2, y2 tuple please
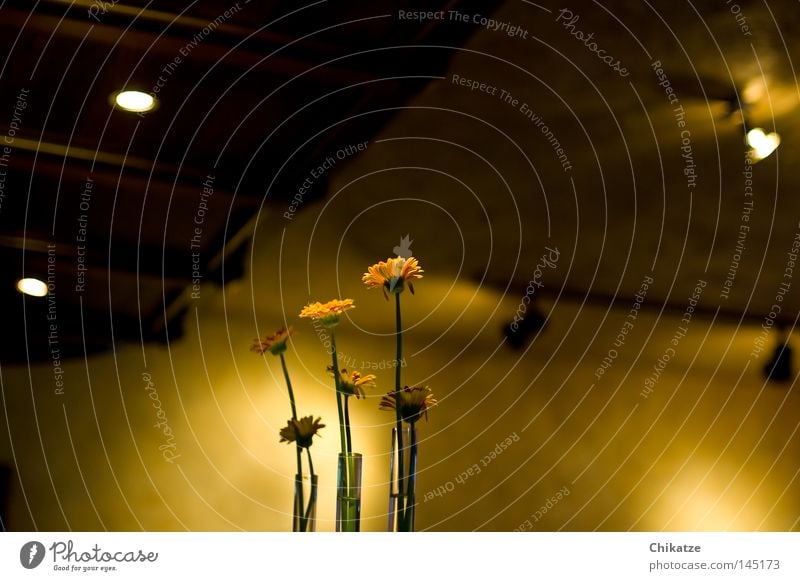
(292, 473, 317, 532)
(336, 453, 362, 532)
(387, 424, 417, 532)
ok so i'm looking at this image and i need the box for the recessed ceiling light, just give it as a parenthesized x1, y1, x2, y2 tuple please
(17, 277, 48, 297)
(113, 90, 156, 113)
(746, 127, 780, 161)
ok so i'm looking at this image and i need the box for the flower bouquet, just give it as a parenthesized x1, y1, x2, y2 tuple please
(252, 255, 435, 532)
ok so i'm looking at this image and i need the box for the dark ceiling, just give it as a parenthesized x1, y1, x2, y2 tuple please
(303, 0, 800, 337)
(4, 0, 800, 363)
(0, 0, 503, 363)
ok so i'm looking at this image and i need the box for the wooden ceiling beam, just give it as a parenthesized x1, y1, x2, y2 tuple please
(1, 232, 198, 286)
(0, 7, 375, 85)
(3, 147, 260, 207)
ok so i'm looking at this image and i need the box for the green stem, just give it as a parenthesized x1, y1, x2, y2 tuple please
(281, 354, 304, 475)
(280, 353, 298, 420)
(303, 448, 317, 529)
(344, 395, 353, 457)
(394, 292, 406, 528)
(330, 332, 348, 461)
(342, 372, 355, 530)
(404, 422, 418, 532)
(280, 352, 304, 531)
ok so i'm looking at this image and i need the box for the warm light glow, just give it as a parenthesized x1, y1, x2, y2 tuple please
(746, 128, 780, 161)
(17, 277, 48, 297)
(113, 90, 156, 113)
(742, 79, 765, 104)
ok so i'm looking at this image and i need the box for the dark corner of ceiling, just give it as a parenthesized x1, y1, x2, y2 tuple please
(0, 0, 504, 365)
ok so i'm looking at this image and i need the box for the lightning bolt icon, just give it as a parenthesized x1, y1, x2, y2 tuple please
(29, 544, 38, 565)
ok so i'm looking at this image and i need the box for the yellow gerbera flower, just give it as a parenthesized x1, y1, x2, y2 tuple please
(379, 386, 436, 424)
(250, 327, 294, 356)
(362, 256, 423, 299)
(279, 416, 325, 448)
(298, 298, 355, 328)
(327, 367, 376, 398)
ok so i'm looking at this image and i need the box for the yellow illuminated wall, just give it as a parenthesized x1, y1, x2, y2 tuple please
(1, 205, 798, 531)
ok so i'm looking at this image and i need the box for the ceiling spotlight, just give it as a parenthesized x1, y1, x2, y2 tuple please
(112, 90, 156, 113)
(763, 323, 793, 383)
(16, 277, 48, 297)
(742, 79, 766, 104)
(763, 339, 793, 383)
(503, 305, 547, 350)
(746, 127, 780, 161)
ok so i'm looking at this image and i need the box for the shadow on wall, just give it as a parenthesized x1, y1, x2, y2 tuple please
(0, 465, 9, 531)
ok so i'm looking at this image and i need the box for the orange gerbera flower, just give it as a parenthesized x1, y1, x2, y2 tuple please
(327, 367, 376, 398)
(279, 416, 325, 448)
(299, 298, 355, 328)
(362, 256, 423, 299)
(379, 386, 436, 424)
(250, 327, 294, 356)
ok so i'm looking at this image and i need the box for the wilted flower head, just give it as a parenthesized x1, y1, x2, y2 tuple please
(379, 386, 436, 424)
(279, 416, 325, 448)
(251, 327, 294, 356)
(328, 367, 376, 399)
(299, 298, 355, 328)
(362, 256, 423, 299)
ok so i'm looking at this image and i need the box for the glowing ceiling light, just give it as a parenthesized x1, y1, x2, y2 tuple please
(746, 127, 780, 161)
(742, 79, 765, 104)
(113, 90, 156, 113)
(16, 277, 48, 297)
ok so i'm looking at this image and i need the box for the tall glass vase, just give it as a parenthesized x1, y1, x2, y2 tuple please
(387, 425, 417, 532)
(336, 453, 362, 532)
(293, 474, 318, 532)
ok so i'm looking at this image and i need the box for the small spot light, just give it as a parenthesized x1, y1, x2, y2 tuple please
(16, 278, 48, 297)
(746, 127, 780, 161)
(112, 90, 156, 113)
(742, 79, 765, 104)
(763, 327, 793, 383)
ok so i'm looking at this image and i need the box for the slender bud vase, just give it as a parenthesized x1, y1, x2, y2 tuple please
(293, 474, 318, 532)
(336, 453, 362, 532)
(387, 425, 417, 532)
